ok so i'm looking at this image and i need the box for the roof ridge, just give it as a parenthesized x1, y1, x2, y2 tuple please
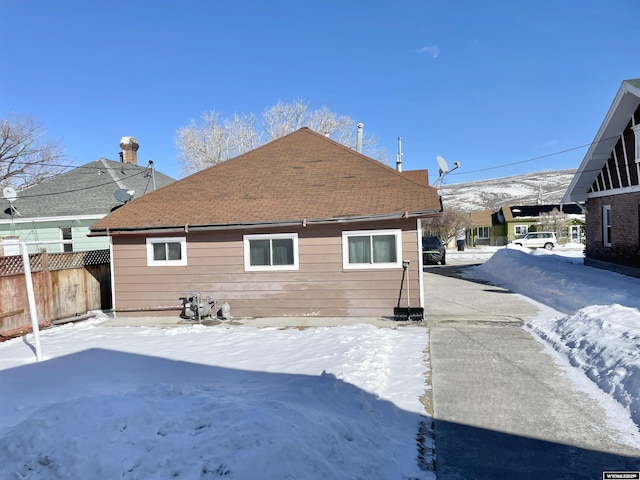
(208, 127, 426, 186)
(296, 128, 434, 189)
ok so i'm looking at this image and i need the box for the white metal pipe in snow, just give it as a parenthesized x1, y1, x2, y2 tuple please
(20, 242, 42, 361)
(19, 240, 72, 362)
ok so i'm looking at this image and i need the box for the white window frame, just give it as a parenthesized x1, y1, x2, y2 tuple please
(243, 233, 299, 271)
(60, 226, 73, 252)
(146, 237, 187, 267)
(477, 226, 489, 239)
(633, 124, 640, 163)
(602, 205, 612, 247)
(514, 225, 528, 237)
(342, 229, 403, 270)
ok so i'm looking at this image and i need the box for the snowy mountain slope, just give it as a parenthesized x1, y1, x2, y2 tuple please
(438, 169, 577, 212)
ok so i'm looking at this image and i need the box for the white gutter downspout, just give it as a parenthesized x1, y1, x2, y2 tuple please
(20, 240, 72, 362)
(109, 237, 116, 319)
(417, 218, 424, 310)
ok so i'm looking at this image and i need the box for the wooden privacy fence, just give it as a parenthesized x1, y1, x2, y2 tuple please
(0, 249, 111, 337)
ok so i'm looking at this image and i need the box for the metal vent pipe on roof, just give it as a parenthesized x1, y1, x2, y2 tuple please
(356, 123, 363, 153)
(396, 137, 403, 172)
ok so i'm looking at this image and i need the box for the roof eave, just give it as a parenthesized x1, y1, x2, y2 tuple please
(90, 209, 443, 236)
(564, 80, 640, 203)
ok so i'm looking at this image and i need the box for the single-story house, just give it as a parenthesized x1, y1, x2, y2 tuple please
(0, 137, 175, 255)
(563, 79, 640, 277)
(467, 210, 494, 246)
(90, 128, 443, 319)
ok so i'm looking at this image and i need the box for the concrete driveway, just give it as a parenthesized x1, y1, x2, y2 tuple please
(424, 259, 640, 479)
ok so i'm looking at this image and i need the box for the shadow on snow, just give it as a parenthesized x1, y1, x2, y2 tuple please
(0, 349, 638, 479)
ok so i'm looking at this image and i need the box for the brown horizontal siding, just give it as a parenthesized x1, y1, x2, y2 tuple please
(118, 271, 402, 293)
(111, 219, 422, 318)
(115, 283, 401, 301)
(115, 269, 403, 283)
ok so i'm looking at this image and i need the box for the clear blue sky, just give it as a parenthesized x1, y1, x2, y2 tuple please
(1, 1, 638, 184)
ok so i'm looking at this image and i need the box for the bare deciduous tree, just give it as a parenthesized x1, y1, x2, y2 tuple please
(262, 99, 309, 139)
(176, 112, 261, 173)
(1, 114, 70, 190)
(176, 99, 387, 176)
(537, 208, 568, 235)
(422, 207, 471, 245)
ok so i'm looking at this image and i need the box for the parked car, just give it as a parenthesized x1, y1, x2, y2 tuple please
(512, 231, 558, 250)
(423, 236, 446, 265)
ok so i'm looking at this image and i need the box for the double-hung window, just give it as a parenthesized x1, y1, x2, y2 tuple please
(244, 233, 299, 271)
(146, 237, 187, 266)
(60, 227, 73, 252)
(602, 205, 612, 247)
(342, 229, 402, 269)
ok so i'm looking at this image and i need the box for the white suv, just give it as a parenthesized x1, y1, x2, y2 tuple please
(512, 231, 558, 250)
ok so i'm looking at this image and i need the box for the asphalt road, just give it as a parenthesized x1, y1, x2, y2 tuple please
(423, 261, 640, 479)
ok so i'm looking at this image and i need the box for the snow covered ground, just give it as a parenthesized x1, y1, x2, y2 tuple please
(0, 321, 432, 479)
(0, 243, 639, 478)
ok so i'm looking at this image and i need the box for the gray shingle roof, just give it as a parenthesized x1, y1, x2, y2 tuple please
(1, 159, 175, 219)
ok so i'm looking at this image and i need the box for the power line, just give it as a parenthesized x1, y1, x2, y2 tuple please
(0, 158, 153, 173)
(447, 135, 620, 177)
(6, 170, 150, 200)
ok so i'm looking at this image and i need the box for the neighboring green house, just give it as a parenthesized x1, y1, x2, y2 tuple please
(499, 204, 585, 244)
(466, 204, 585, 246)
(0, 137, 174, 255)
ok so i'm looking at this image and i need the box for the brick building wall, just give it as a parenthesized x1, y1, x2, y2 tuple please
(586, 192, 640, 268)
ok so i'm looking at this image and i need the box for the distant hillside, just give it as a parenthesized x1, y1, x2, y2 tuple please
(438, 169, 577, 212)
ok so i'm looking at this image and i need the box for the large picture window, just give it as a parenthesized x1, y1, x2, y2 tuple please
(146, 237, 187, 266)
(244, 233, 299, 271)
(342, 229, 402, 269)
(477, 227, 489, 239)
(603, 205, 612, 247)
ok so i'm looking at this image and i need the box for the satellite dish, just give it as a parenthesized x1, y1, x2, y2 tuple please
(436, 156, 449, 174)
(432, 156, 461, 187)
(114, 188, 135, 203)
(3, 187, 17, 203)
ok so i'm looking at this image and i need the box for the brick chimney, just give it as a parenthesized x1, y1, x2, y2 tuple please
(119, 136, 139, 165)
